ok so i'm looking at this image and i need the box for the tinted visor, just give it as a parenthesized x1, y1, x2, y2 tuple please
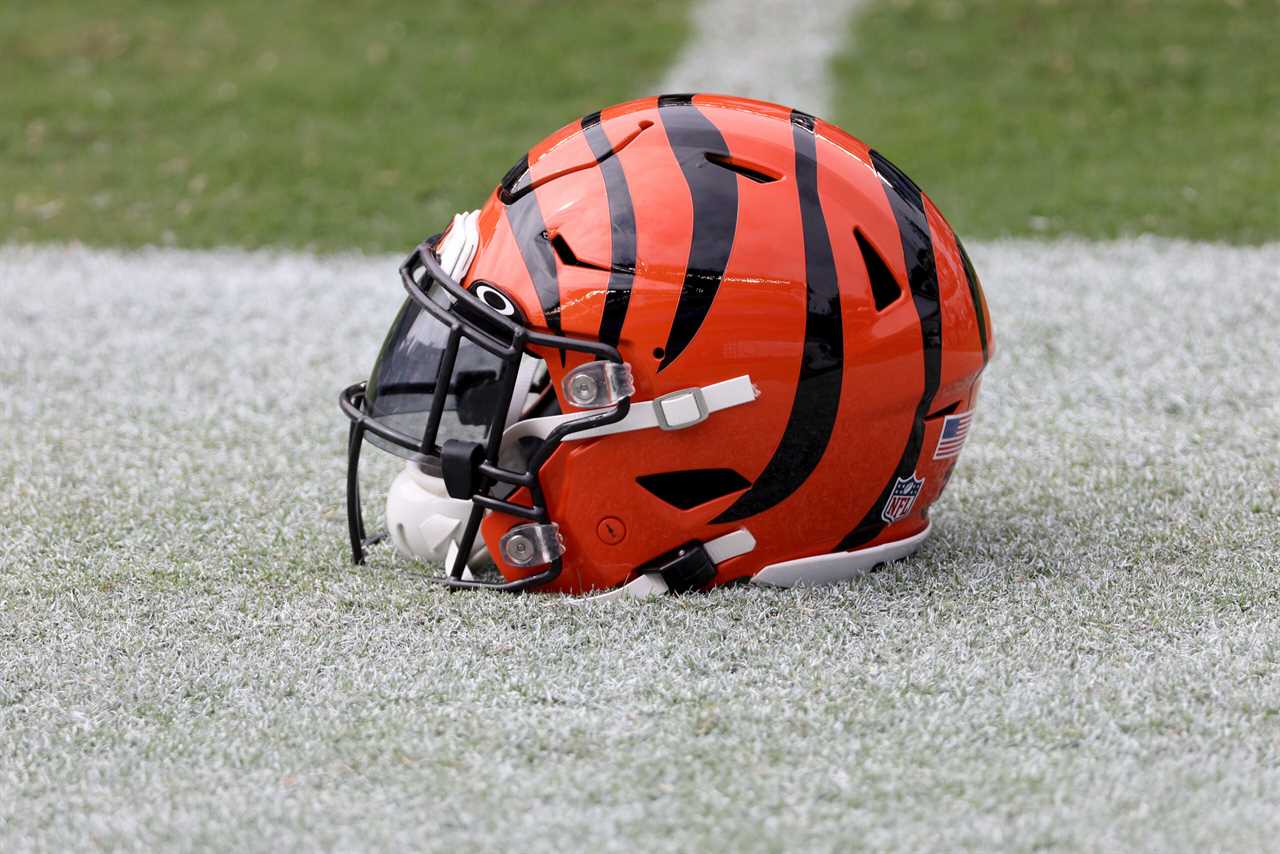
(364, 297, 505, 457)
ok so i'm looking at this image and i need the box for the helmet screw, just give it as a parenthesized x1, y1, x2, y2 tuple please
(568, 373, 599, 405)
(504, 533, 534, 564)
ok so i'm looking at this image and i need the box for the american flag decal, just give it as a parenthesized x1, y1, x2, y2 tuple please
(933, 411, 973, 459)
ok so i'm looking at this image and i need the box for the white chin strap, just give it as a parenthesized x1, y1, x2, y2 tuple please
(500, 374, 759, 453)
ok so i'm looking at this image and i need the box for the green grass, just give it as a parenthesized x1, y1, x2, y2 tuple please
(831, 0, 1280, 243)
(0, 0, 690, 250)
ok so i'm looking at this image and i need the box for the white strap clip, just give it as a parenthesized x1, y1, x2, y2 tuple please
(654, 387, 708, 430)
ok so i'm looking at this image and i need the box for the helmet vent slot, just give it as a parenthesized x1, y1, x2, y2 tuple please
(500, 120, 653, 205)
(704, 151, 781, 184)
(637, 468, 751, 510)
(550, 232, 635, 276)
(550, 232, 590, 267)
(855, 228, 902, 311)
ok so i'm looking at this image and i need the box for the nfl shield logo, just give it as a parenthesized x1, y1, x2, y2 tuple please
(881, 474, 925, 524)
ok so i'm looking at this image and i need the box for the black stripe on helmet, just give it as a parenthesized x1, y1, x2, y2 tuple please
(836, 149, 942, 551)
(655, 94, 739, 371)
(957, 239, 989, 364)
(712, 110, 843, 523)
(504, 188, 562, 337)
(581, 111, 638, 348)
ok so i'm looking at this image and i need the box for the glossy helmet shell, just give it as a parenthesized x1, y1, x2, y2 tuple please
(462, 94, 992, 594)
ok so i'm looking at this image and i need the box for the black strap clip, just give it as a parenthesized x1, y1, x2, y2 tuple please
(647, 542, 717, 594)
(440, 439, 485, 499)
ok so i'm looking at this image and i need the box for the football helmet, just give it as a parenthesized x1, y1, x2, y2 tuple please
(340, 94, 993, 597)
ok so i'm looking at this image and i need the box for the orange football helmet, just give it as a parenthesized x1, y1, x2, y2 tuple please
(340, 94, 993, 597)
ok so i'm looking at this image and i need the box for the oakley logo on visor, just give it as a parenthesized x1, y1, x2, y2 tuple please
(470, 282, 524, 323)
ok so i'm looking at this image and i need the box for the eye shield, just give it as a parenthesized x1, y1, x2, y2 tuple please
(362, 296, 538, 460)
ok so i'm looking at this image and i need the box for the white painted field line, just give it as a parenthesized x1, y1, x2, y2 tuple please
(656, 0, 869, 116)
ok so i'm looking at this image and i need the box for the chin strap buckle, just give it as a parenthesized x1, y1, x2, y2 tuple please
(650, 542, 718, 593)
(653, 387, 709, 431)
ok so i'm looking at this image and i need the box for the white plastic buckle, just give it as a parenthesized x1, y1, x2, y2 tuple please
(653, 387, 709, 430)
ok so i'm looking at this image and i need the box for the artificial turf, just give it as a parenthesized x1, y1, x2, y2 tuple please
(2, 240, 1277, 850)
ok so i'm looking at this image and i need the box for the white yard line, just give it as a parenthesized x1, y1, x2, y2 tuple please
(656, 0, 870, 116)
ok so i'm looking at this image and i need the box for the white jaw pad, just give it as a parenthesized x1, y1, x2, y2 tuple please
(570, 528, 757, 604)
(750, 523, 931, 588)
(385, 462, 487, 567)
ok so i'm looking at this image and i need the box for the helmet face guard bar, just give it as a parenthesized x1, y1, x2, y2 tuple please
(339, 242, 631, 592)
